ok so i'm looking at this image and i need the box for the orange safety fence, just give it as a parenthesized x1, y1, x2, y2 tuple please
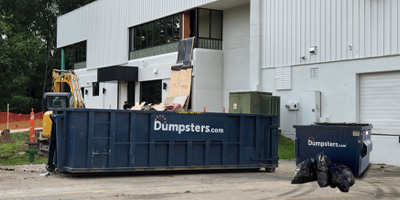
(0, 112, 43, 130)
(0, 112, 43, 123)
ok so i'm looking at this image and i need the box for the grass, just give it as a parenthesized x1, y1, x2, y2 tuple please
(0, 131, 295, 166)
(278, 136, 295, 159)
(0, 132, 47, 166)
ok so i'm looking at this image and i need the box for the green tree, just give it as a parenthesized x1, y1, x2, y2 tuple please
(0, 0, 95, 113)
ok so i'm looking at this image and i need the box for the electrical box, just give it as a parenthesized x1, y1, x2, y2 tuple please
(285, 102, 299, 111)
(301, 90, 321, 125)
(229, 92, 280, 125)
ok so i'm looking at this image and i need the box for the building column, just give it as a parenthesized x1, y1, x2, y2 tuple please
(249, 0, 263, 91)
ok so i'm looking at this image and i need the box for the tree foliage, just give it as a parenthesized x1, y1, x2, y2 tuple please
(0, 0, 95, 113)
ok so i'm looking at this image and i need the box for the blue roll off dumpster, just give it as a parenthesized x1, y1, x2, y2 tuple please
(47, 109, 279, 173)
(293, 123, 373, 177)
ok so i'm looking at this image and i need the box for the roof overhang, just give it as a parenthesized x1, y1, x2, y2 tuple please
(97, 66, 138, 83)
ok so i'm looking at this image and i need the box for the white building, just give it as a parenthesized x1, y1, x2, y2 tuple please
(57, 0, 400, 166)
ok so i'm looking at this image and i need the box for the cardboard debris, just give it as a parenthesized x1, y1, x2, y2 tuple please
(151, 103, 166, 111)
(165, 95, 188, 106)
(130, 102, 146, 111)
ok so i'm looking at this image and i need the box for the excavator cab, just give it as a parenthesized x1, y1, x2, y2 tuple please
(43, 92, 73, 111)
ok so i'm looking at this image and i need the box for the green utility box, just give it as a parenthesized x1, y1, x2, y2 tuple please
(229, 92, 280, 125)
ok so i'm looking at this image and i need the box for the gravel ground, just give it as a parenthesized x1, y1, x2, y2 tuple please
(0, 160, 400, 200)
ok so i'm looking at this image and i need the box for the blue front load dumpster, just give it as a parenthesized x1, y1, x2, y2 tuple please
(293, 123, 373, 177)
(47, 109, 279, 173)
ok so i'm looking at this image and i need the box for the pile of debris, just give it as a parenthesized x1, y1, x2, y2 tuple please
(291, 152, 355, 192)
(0, 129, 15, 144)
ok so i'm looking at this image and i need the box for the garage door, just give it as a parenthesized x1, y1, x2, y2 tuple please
(359, 71, 400, 135)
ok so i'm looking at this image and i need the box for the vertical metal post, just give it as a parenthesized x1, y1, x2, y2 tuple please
(61, 48, 65, 70)
(61, 48, 65, 92)
(6, 104, 9, 129)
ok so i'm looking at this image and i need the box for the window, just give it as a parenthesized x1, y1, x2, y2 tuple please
(63, 41, 87, 69)
(148, 23, 153, 47)
(128, 9, 222, 59)
(81, 87, 85, 99)
(129, 14, 182, 52)
(140, 80, 161, 104)
(74, 41, 86, 63)
(199, 9, 210, 38)
(93, 82, 99, 96)
(135, 26, 141, 50)
(128, 82, 135, 107)
(141, 24, 147, 49)
(174, 14, 181, 41)
(160, 18, 166, 45)
(167, 16, 173, 43)
(197, 9, 223, 39)
(211, 11, 222, 39)
(154, 20, 160, 46)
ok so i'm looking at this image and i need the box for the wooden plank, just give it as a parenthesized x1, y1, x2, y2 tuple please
(168, 68, 192, 108)
(168, 68, 192, 98)
(183, 12, 190, 39)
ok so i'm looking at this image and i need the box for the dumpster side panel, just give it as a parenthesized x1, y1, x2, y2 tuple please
(296, 128, 358, 173)
(52, 109, 279, 173)
(227, 116, 240, 165)
(66, 111, 88, 168)
(294, 125, 372, 176)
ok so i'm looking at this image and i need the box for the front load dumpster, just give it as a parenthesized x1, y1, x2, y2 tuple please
(294, 123, 373, 177)
(47, 109, 279, 173)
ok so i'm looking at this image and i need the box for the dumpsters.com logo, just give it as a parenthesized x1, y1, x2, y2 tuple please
(153, 114, 224, 134)
(307, 137, 347, 148)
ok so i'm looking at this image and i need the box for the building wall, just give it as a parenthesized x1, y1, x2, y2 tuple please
(262, 0, 400, 68)
(262, 56, 400, 137)
(125, 52, 177, 104)
(222, 3, 251, 108)
(124, 49, 223, 112)
(57, 0, 219, 69)
(258, 0, 400, 166)
(192, 49, 224, 112)
(262, 55, 400, 165)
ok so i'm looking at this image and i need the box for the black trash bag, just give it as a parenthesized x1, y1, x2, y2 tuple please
(330, 163, 355, 192)
(291, 158, 316, 184)
(315, 152, 332, 187)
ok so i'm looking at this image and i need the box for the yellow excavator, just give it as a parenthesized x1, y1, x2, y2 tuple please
(38, 69, 85, 154)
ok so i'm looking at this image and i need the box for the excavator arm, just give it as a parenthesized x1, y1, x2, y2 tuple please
(52, 69, 85, 108)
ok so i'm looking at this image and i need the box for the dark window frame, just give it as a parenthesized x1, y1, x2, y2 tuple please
(73, 41, 87, 63)
(129, 14, 182, 52)
(92, 82, 99, 96)
(196, 8, 223, 40)
(140, 80, 162, 104)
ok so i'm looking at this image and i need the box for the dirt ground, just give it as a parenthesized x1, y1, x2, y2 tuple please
(0, 160, 399, 200)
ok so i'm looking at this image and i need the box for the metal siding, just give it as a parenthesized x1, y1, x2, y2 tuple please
(263, 0, 400, 68)
(57, 0, 219, 69)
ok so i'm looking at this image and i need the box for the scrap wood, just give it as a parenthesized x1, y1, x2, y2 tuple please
(168, 68, 192, 109)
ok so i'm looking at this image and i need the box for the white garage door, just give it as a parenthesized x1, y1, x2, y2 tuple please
(360, 71, 400, 135)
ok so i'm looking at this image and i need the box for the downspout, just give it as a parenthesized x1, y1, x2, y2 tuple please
(249, 0, 263, 91)
(61, 48, 65, 70)
(61, 48, 65, 92)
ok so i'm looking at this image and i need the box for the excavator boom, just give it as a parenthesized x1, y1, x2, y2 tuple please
(52, 69, 85, 108)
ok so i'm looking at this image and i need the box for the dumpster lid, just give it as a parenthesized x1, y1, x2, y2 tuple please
(314, 122, 371, 126)
(294, 122, 373, 130)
